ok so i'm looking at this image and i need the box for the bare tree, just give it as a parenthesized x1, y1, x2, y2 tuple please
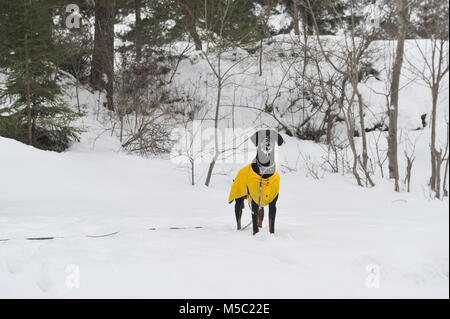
(406, 0, 449, 198)
(199, 0, 258, 186)
(443, 121, 449, 197)
(387, 0, 411, 192)
(305, 0, 378, 187)
(169, 87, 207, 185)
(402, 131, 419, 192)
(114, 49, 174, 157)
(370, 130, 388, 178)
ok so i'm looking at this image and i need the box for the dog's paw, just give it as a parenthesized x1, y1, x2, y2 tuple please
(253, 231, 269, 241)
(268, 232, 277, 239)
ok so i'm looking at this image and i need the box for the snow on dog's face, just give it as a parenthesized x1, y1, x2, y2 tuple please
(250, 129, 284, 165)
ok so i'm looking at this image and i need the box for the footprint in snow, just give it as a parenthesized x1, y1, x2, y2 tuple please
(5, 259, 23, 274)
(35, 271, 53, 293)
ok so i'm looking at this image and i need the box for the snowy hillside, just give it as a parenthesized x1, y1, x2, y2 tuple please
(0, 35, 449, 298)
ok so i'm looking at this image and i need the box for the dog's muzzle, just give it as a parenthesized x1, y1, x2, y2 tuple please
(261, 146, 272, 157)
(260, 138, 274, 157)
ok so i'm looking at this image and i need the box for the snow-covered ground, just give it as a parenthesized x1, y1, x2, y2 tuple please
(0, 129, 448, 298)
(0, 36, 449, 298)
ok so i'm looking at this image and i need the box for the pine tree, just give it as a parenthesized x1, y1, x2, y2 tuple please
(414, 0, 449, 39)
(117, 0, 264, 57)
(0, 0, 83, 152)
(171, 0, 263, 48)
(286, 0, 351, 35)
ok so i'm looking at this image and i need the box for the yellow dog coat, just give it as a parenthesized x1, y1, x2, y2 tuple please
(228, 163, 280, 207)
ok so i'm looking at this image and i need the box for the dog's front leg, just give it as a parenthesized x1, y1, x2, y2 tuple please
(251, 200, 260, 235)
(258, 207, 264, 228)
(268, 195, 278, 234)
(234, 197, 244, 230)
(268, 208, 276, 234)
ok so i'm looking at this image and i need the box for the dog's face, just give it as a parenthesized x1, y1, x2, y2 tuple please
(250, 129, 284, 165)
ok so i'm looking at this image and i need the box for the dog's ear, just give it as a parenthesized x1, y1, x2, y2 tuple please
(250, 131, 258, 147)
(277, 133, 284, 146)
(269, 130, 284, 146)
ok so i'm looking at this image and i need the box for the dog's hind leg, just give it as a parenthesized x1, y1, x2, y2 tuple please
(268, 195, 279, 234)
(234, 197, 244, 230)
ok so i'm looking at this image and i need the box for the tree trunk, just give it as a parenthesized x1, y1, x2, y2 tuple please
(75, 79, 81, 113)
(388, 0, 408, 191)
(188, 21, 202, 50)
(24, 2, 33, 146)
(404, 154, 415, 192)
(191, 159, 195, 186)
(259, 39, 263, 76)
(177, 0, 202, 50)
(293, 0, 300, 35)
(443, 123, 449, 197)
(326, 113, 335, 145)
(205, 57, 222, 187)
(443, 153, 449, 197)
(430, 86, 438, 190)
(25, 32, 32, 146)
(91, 0, 115, 110)
(434, 148, 442, 199)
(205, 81, 222, 187)
(300, 3, 314, 36)
(135, 0, 142, 62)
(356, 89, 369, 169)
(345, 92, 363, 187)
(119, 115, 123, 143)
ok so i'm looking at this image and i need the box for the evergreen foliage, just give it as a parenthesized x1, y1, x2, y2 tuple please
(0, 0, 83, 152)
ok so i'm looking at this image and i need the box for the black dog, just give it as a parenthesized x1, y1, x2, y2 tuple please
(229, 129, 284, 235)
